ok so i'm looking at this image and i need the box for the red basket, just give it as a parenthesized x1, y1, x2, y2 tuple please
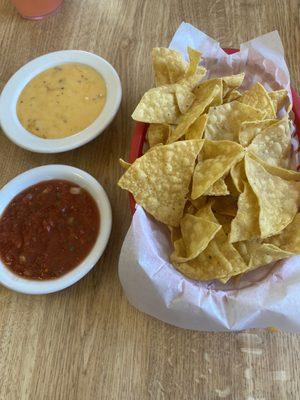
(128, 48, 300, 213)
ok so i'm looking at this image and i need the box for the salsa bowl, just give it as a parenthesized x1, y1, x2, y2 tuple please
(0, 165, 112, 294)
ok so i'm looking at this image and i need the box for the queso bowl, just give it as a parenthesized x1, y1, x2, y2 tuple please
(0, 165, 112, 294)
(0, 50, 122, 153)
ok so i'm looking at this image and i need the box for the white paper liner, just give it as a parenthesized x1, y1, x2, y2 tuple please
(119, 22, 300, 332)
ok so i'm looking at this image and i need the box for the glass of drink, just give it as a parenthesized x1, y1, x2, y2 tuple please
(10, 0, 63, 20)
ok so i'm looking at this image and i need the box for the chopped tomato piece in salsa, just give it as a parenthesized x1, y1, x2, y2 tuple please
(0, 180, 100, 280)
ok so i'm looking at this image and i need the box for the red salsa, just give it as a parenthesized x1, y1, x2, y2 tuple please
(0, 180, 100, 280)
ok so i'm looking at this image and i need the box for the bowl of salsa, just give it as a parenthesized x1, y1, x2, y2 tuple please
(0, 165, 112, 294)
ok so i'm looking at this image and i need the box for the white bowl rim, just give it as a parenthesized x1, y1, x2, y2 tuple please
(0, 165, 112, 294)
(0, 50, 122, 153)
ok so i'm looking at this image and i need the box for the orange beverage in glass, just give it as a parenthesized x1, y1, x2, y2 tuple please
(10, 0, 63, 20)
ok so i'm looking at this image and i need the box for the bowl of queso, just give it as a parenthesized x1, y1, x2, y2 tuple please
(0, 165, 112, 294)
(0, 50, 122, 153)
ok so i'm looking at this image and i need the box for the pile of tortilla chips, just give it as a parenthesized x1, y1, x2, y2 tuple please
(118, 46, 300, 283)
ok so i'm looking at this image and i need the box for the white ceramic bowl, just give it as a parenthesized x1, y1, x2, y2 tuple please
(0, 165, 112, 294)
(0, 50, 122, 153)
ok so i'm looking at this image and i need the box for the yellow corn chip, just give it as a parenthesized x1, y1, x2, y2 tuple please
(224, 174, 240, 197)
(178, 66, 207, 91)
(171, 213, 221, 263)
(224, 89, 241, 103)
(269, 89, 289, 113)
(238, 82, 276, 119)
(212, 195, 238, 217)
(189, 196, 208, 210)
(192, 140, 244, 199)
(168, 103, 208, 143)
(248, 152, 300, 182)
(249, 243, 293, 269)
(184, 201, 197, 215)
(265, 213, 300, 253)
(147, 124, 169, 147)
(174, 84, 195, 114)
(185, 47, 202, 77)
(205, 178, 229, 196)
(152, 47, 187, 85)
(235, 240, 293, 269)
(169, 225, 181, 243)
(239, 119, 278, 147)
(247, 117, 291, 168)
(214, 213, 233, 235)
(173, 203, 248, 282)
(229, 181, 260, 242)
(168, 83, 220, 143)
(194, 78, 223, 107)
(119, 158, 131, 170)
(233, 241, 253, 265)
(222, 73, 245, 96)
(147, 143, 164, 153)
(118, 140, 204, 226)
(245, 154, 300, 238)
(132, 86, 180, 124)
(230, 159, 246, 193)
(205, 101, 265, 142)
(185, 114, 208, 140)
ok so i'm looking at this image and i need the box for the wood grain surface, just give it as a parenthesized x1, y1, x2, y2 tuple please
(0, 1, 300, 399)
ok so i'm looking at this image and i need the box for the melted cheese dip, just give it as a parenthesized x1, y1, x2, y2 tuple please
(17, 63, 107, 139)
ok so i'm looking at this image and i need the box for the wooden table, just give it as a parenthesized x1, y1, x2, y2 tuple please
(0, 1, 299, 399)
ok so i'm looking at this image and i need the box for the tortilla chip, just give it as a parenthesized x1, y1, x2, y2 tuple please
(224, 89, 241, 103)
(230, 160, 246, 193)
(152, 47, 187, 85)
(247, 117, 291, 168)
(222, 73, 245, 96)
(189, 196, 208, 210)
(192, 140, 244, 199)
(194, 78, 223, 107)
(119, 158, 131, 170)
(233, 241, 253, 265)
(185, 114, 208, 140)
(171, 213, 221, 263)
(238, 82, 276, 119)
(244, 154, 300, 238)
(184, 201, 197, 215)
(205, 178, 229, 196)
(178, 66, 207, 91)
(249, 243, 293, 268)
(132, 86, 180, 124)
(147, 124, 169, 147)
(239, 119, 278, 147)
(168, 103, 208, 143)
(265, 213, 300, 254)
(224, 174, 240, 197)
(204, 101, 265, 142)
(235, 239, 293, 269)
(173, 203, 248, 281)
(118, 140, 204, 226)
(212, 195, 238, 217)
(169, 225, 181, 243)
(174, 84, 195, 114)
(214, 213, 233, 235)
(185, 47, 202, 77)
(248, 152, 300, 182)
(269, 89, 289, 113)
(229, 181, 260, 242)
(168, 82, 222, 143)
